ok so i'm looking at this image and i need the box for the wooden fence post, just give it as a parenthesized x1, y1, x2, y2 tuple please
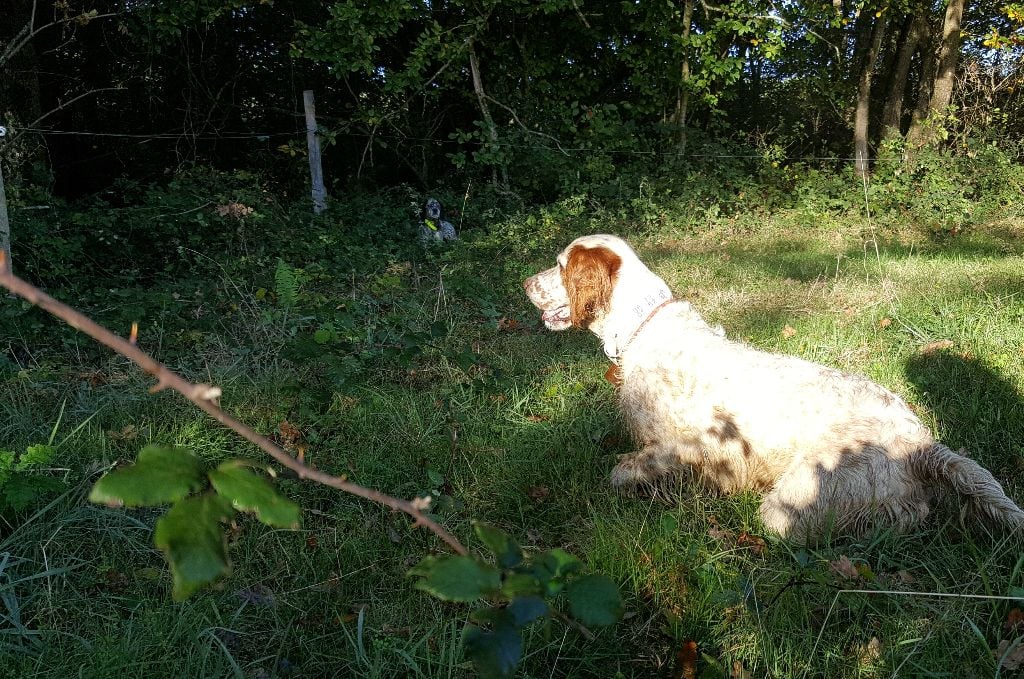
(302, 90, 327, 215)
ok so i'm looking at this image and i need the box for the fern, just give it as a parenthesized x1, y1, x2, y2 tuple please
(274, 259, 300, 308)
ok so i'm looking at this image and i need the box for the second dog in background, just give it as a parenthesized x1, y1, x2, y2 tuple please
(419, 198, 458, 245)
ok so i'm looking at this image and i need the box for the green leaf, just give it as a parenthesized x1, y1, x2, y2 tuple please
(474, 522, 523, 569)
(2, 475, 64, 511)
(501, 572, 542, 597)
(208, 460, 300, 528)
(410, 555, 500, 602)
(566, 574, 623, 627)
(17, 444, 57, 471)
(426, 468, 445, 488)
(154, 493, 234, 600)
(89, 445, 205, 507)
(464, 619, 522, 679)
(532, 548, 582, 595)
(0, 451, 14, 486)
(507, 596, 548, 626)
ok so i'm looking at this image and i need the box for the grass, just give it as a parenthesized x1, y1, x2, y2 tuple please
(2, 202, 1024, 678)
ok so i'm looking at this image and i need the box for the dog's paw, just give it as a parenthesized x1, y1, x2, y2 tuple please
(610, 454, 654, 488)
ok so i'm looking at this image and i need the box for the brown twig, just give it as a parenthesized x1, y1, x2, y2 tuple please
(0, 251, 467, 556)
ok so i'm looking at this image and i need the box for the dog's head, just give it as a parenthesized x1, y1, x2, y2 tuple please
(524, 234, 663, 332)
(424, 198, 444, 221)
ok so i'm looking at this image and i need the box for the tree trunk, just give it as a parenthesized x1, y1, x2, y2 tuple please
(881, 12, 926, 139)
(906, 0, 965, 147)
(675, 0, 694, 153)
(467, 39, 507, 187)
(908, 34, 937, 133)
(927, 0, 965, 115)
(853, 13, 887, 178)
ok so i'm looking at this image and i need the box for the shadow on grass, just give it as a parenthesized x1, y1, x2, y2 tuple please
(905, 350, 1024, 477)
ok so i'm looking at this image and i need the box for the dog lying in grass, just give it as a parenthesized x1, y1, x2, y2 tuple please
(524, 234, 1024, 541)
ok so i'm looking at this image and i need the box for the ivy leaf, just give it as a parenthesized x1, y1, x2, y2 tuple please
(154, 493, 234, 600)
(410, 555, 500, 602)
(89, 445, 205, 507)
(208, 460, 300, 528)
(464, 617, 522, 679)
(473, 522, 523, 569)
(16, 444, 57, 471)
(507, 596, 548, 626)
(566, 574, 623, 627)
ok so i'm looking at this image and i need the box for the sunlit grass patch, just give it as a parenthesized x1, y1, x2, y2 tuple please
(2, 208, 1024, 677)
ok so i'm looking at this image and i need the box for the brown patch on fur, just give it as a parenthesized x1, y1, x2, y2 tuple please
(711, 409, 754, 459)
(563, 245, 621, 328)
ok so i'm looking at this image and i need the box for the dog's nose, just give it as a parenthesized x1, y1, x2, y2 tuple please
(522, 277, 532, 291)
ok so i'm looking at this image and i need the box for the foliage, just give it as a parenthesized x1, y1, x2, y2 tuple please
(410, 522, 623, 678)
(0, 443, 63, 514)
(89, 445, 299, 600)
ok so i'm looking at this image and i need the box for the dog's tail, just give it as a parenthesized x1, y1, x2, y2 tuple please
(914, 443, 1024, 527)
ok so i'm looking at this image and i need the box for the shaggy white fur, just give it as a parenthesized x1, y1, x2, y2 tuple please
(524, 234, 1024, 541)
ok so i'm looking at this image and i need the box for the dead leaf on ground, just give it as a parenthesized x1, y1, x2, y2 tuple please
(855, 636, 883, 664)
(995, 639, 1024, 671)
(1006, 608, 1024, 635)
(708, 525, 734, 543)
(829, 555, 861, 581)
(278, 420, 303, 447)
(782, 325, 797, 338)
(525, 414, 549, 422)
(730, 659, 752, 679)
(737, 531, 767, 555)
(895, 569, 915, 584)
(497, 316, 521, 331)
(527, 486, 551, 502)
(78, 370, 108, 387)
(919, 339, 954, 354)
(107, 424, 138, 441)
(672, 640, 698, 679)
(878, 317, 892, 328)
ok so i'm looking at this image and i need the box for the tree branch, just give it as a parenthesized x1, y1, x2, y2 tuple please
(24, 87, 126, 131)
(0, 251, 468, 556)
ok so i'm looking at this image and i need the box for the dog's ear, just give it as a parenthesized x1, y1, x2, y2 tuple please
(563, 245, 621, 328)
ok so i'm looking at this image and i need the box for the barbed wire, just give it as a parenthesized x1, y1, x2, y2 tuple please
(11, 124, 1024, 162)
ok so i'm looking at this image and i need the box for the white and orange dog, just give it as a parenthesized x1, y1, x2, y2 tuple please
(524, 234, 1023, 540)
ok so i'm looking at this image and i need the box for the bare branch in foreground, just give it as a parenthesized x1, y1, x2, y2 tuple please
(0, 251, 468, 556)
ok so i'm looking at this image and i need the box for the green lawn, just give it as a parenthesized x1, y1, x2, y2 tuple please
(3, 207, 1024, 678)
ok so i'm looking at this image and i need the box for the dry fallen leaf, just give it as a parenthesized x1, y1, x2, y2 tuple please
(995, 639, 1024, 671)
(708, 525, 734, 543)
(737, 531, 767, 555)
(673, 640, 698, 679)
(919, 339, 954, 354)
(497, 316, 521, 331)
(782, 325, 797, 338)
(855, 636, 883, 664)
(527, 485, 551, 502)
(525, 414, 549, 422)
(278, 420, 302, 447)
(878, 317, 892, 328)
(1006, 608, 1024, 635)
(829, 555, 861, 581)
(730, 659, 752, 679)
(895, 569, 915, 584)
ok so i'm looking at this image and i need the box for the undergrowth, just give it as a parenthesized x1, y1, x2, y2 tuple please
(2, 158, 1024, 677)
